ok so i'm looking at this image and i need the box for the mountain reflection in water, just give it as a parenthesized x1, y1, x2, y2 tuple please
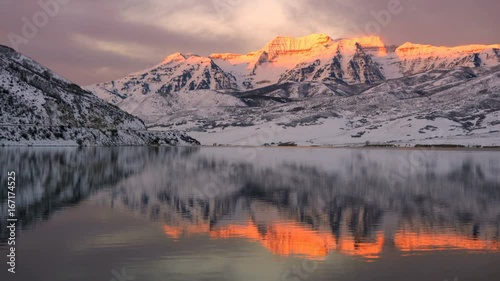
(1, 147, 499, 264)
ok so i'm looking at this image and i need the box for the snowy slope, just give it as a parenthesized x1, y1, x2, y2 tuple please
(0, 45, 199, 146)
(189, 67, 500, 146)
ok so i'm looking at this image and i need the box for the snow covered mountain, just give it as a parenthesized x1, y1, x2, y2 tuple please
(88, 34, 500, 146)
(0, 45, 199, 146)
(91, 34, 500, 93)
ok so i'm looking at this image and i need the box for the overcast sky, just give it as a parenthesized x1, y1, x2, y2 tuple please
(1, 0, 499, 85)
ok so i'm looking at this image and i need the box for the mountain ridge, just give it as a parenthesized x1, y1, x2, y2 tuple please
(87, 34, 500, 147)
(90, 34, 500, 93)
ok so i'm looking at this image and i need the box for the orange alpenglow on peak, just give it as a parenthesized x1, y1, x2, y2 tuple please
(161, 52, 186, 64)
(161, 52, 201, 64)
(264, 34, 333, 50)
(396, 42, 500, 57)
(260, 34, 387, 58)
(160, 34, 500, 70)
(234, 33, 334, 61)
(336, 35, 387, 56)
(337, 35, 385, 47)
(208, 34, 388, 67)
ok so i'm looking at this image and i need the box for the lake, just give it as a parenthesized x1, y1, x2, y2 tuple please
(0, 147, 499, 281)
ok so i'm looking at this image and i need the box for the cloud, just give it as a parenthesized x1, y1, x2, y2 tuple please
(1, 0, 499, 85)
(119, 0, 349, 49)
(71, 33, 161, 61)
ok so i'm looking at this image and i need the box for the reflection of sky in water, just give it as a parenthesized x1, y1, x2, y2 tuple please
(0, 147, 499, 281)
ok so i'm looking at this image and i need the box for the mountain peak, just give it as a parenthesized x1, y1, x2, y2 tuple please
(262, 34, 334, 58)
(271, 33, 332, 43)
(341, 35, 385, 47)
(161, 52, 186, 64)
(396, 41, 500, 57)
(260, 34, 387, 57)
(161, 52, 202, 64)
(335, 36, 387, 54)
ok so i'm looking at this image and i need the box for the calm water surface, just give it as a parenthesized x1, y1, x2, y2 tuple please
(0, 147, 499, 281)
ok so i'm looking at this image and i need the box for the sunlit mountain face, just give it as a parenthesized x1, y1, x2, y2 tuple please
(4, 147, 498, 264)
(91, 33, 500, 94)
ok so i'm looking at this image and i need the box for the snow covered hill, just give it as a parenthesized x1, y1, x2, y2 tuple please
(88, 34, 500, 147)
(0, 45, 199, 146)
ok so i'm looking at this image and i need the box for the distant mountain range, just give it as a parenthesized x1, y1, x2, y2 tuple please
(88, 34, 500, 147)
(0, 45, 199, 146)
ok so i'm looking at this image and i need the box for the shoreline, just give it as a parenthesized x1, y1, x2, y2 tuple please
(199, 145, 500, 151)
(1, 143, 499, 151)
